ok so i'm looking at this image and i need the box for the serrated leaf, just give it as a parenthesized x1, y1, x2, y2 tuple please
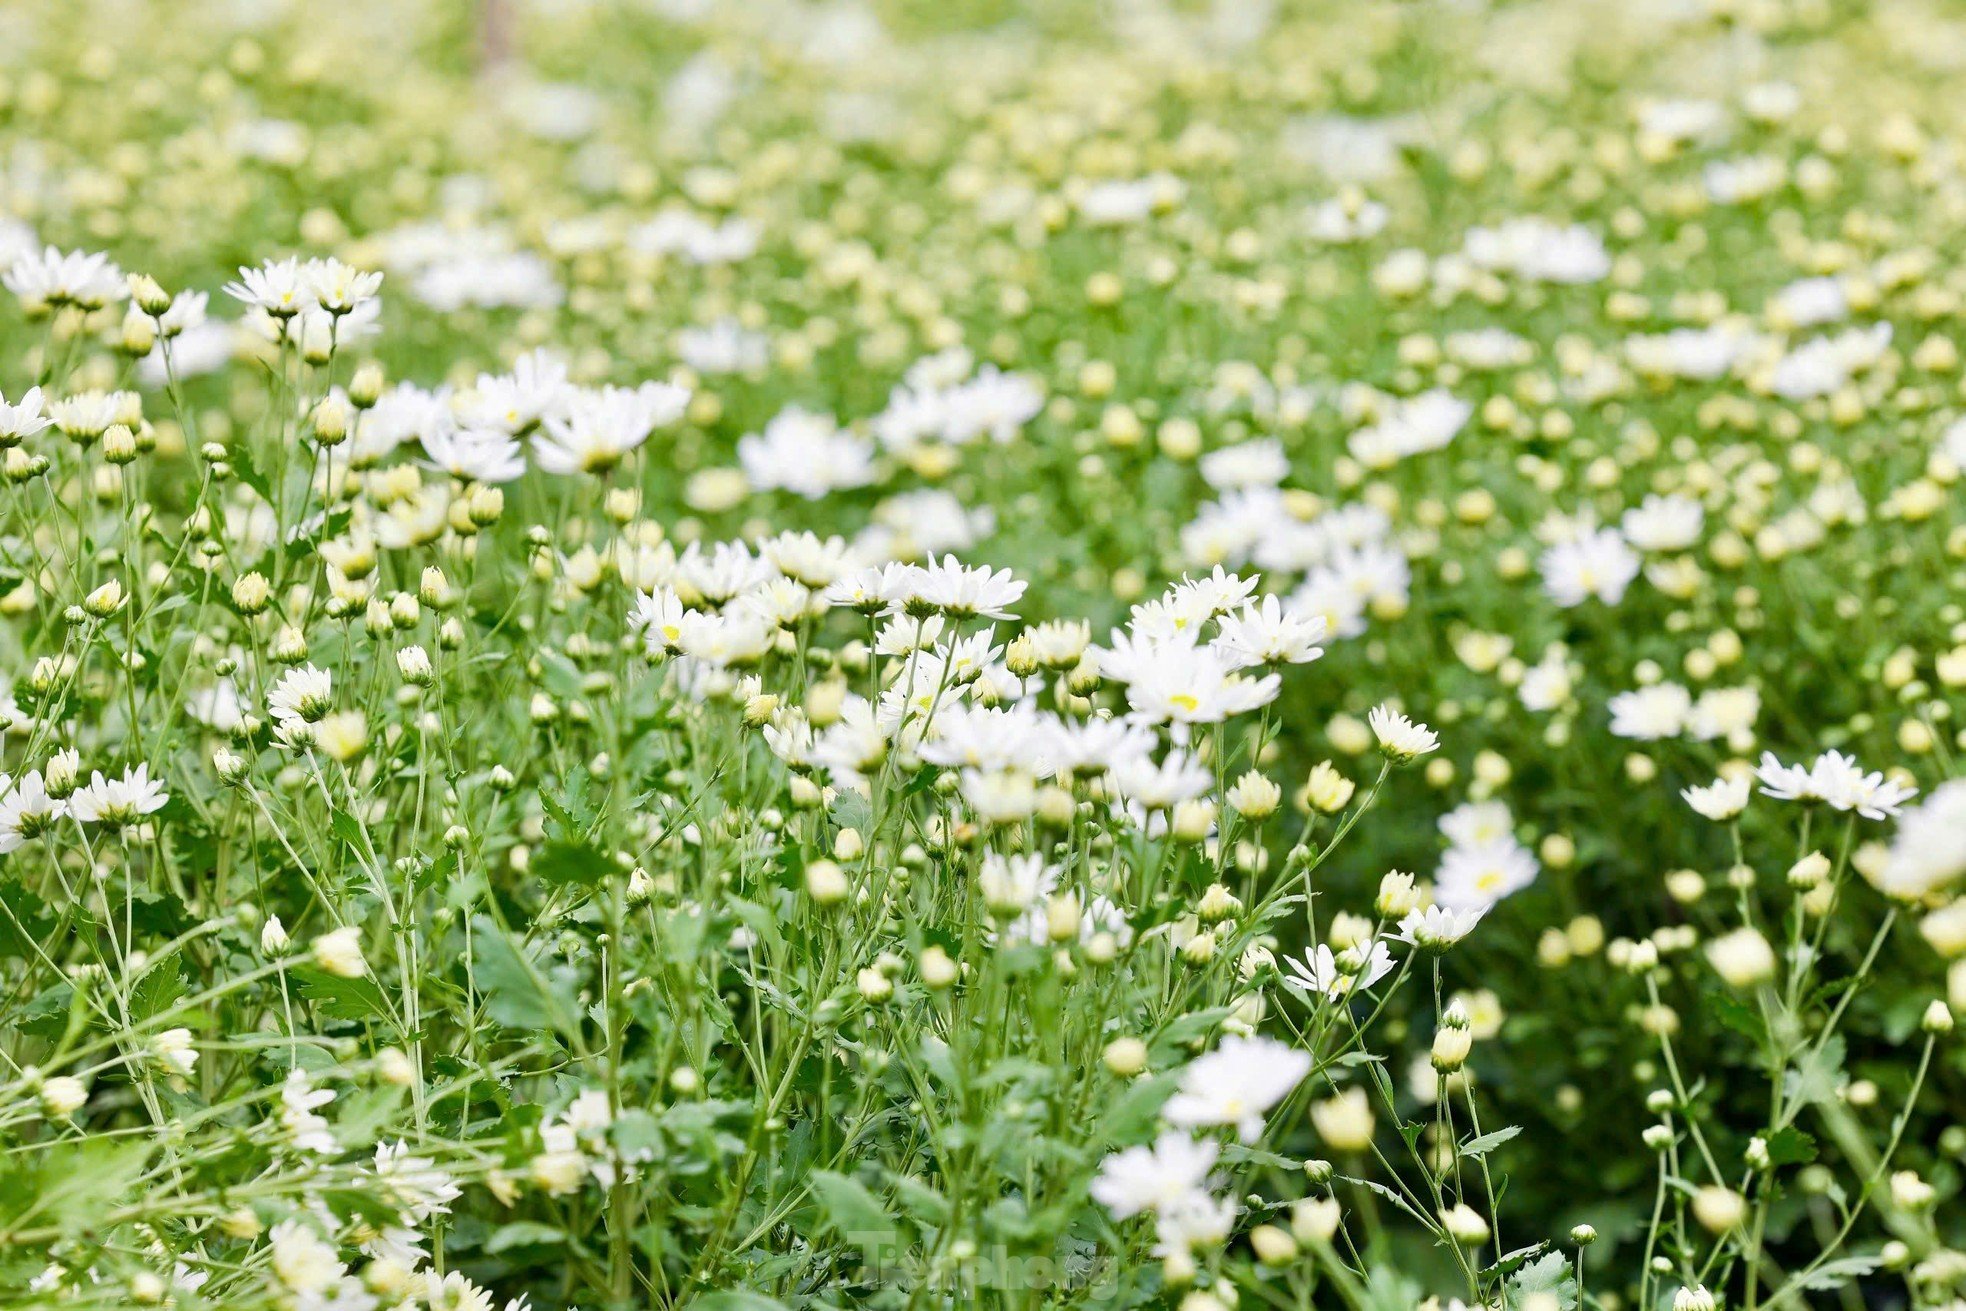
(808, 1169, 900, 1262)
(540, 768, 599, 841)
(884, 1172, 950, 1226)
(1460, 1125, 1522, 1159)
(1783, 1036, 1846, 1109)
(294, 968, 397, 1026)
(1709, 990, 1766, 1044)
(1483, 1241, 1548, 1280)
(0, 879, 55, 960)
(1764, 1126, 1817, 1168)
(485, 1221, 566, 1253)
(469, 915, 577, 1035)
(530, 840, 613, 888)
(1222, 1142, 1298, 1170)
(0, 1139, 151, 1235)
(129, 957, 186, 1022)
(1791, 1253, 1880, 1292)
(691, 1295, 792, 1311)
(1510, 1250, 1577, 1309)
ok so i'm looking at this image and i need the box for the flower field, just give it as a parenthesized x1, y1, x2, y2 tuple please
(1, 1, 1963, 1308)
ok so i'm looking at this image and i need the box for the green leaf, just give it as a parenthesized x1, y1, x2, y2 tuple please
(0, 879, 55, 959)
(1709, 990, 1767, 1044)
(0, 1139, 151, 1235)
(1222, 1142, 1299, 1170)
(691, 1294, 793, 1311)
(540, 768, 599, 841)
(1509, 1250, 1577, 1310)
(885, 1172, 951, 1226)
(1483, 1241, 1549, 1280)
(469, 915, 575, 1035)
(1791, 1254, 1881, 1292)
(827, 789, 873, 835)
(1764, 1127, 1817, 1168)
(129, 957, 186, 1023)
(534, 651, 585, 700)
(294, 968, 397, 1026)
(485, 1221, 567, 1253)
(1783, 1036, 1846, 1109)
(1359, 1265, 1426, 1311)
(808, 1168, 900, 1262)
(228, 444, 275, 504)
(1459, 1125, 1522, 1159)
(530, 840, 613, 888)
(1096, 1072, 1175, 1144)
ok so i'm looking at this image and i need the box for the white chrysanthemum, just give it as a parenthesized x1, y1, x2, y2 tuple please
(534, 382, 689, 474)
(1870, 780, 1966, 899)
(1212, 596, 1327, 668)
(1608, 683, 1692, 740)
(1682, 776, 1751, 822)
(1435, 839, 1539, 911)
(68, 765, 169, 827)
(6, 245, 127, 309)
(0, 386, 52, 444)
(1397, 904, 1485, 949)
(1284, 940, 1398, 998)
(268, 664, 334, 727)
(0, 771, 65, 851)
(737, 406, 876, 499)
(1089, 1131, 1220, 1220)
(1162, 1034, 1311, 1142)
(1540, 527, 1641, 608)
(1368, 704, 1437, 761)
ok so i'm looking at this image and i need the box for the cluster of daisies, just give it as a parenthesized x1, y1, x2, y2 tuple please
(3, 0, 1966, 1309)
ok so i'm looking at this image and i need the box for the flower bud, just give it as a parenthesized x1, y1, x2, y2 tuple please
(232, 572, 272, 615)
(1045, 892, 1082, 944)
(1376, 870, 1421, 918)
(1788, 850, 1831, 889)
(1227, 771, 1281, 819)
(38, 1075, 89, 1118)
(920, 946, 958, 989)
(1674, 1286, 1716, 1311)
(1692, 1185, 1746, 1233)
(311, 397, 349, 447)
(1291, 1196, 1341, 1243)
(311, 926, 366, 978)
(83, 579, 126, 617)
(129, 273, 173, 316)
(1170, 799, 1215, 842)
(396, 645, 434, 686)
(1102, 1036, 1147, 1076)
(1248, 1225, 1298, 1265)
(348, 362, 385, 409)
(1440, 1203, 1489, 1245)
(805, 859, 849, 906)
(45, 749, 79, 798)
(1706, 927, 1776, 988)
(119, 311, 156, 358)
(1889, 1170, 1935, 1211)
(1196, 883, 1241, 923)
(1304, 761, 1355, 812)
(1310, 1088, 1374, 1152)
